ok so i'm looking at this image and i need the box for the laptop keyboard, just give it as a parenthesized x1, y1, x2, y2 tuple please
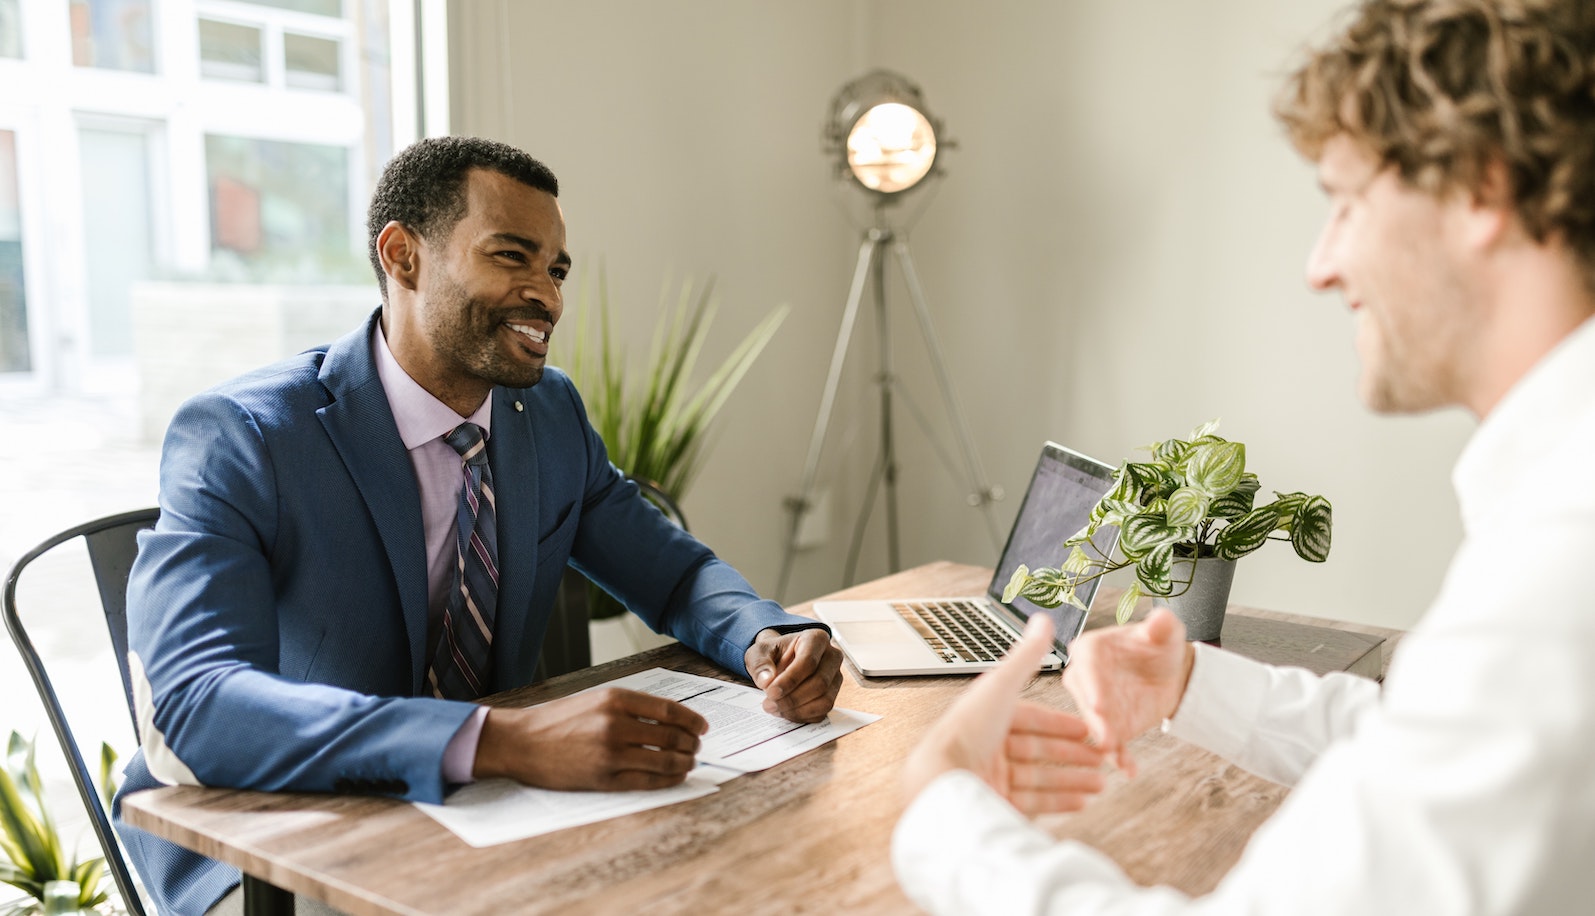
(893, 600, 1017, 663)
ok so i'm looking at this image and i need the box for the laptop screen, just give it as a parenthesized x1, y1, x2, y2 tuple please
(986, 442, 1119, 651)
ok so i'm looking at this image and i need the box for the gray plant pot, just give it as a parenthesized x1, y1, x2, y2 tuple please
(1164, 556, 1237, 643)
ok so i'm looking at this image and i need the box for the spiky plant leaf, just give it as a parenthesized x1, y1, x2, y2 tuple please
(70, 858, 105, 908)
(14, 742, 59, 884)
(97, 745, 118, 817)
(0, 860, 42, 897)
(1291, 495, 1333, 562)
(0, 751, 51, 883)
(563, 271, 787, 619)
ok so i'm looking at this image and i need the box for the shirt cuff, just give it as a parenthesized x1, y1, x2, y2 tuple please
(442, 705, 489, 785)
(1163, 641, 1273, 761)
(892, 770, 1139, 916)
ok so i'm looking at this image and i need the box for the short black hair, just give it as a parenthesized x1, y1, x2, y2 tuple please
(366, 136, 559, 298)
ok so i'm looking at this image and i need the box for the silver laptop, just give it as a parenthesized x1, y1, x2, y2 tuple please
(814, 442, 1118, 676)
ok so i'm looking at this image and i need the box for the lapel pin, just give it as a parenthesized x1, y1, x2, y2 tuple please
(514, 400, 524, 412)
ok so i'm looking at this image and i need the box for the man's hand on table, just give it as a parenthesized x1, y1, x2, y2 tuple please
(473, 688, 708, 790)
(744, 627, 844, 723)
(1061, 606, 1196, 777)
(902, 615, 1106, 815)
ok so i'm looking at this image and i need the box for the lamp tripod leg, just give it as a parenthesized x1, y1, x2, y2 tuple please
(844, 446, 891, 585)
(889, 240, 1006, 550)
(777, 233, 882, 602)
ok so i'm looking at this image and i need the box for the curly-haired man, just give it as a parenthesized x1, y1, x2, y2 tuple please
(895, 1, 1595, 912)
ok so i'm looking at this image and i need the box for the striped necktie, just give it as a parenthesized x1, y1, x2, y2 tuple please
(427, 422, 500, 700)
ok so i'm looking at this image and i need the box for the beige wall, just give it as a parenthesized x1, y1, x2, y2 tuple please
(450, 0, 1475, 631)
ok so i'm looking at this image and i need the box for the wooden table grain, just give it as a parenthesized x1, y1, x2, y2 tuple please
(121, 562, 1399, 915)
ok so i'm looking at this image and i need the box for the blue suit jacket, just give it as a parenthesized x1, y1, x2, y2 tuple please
(113, 310, 815, 915)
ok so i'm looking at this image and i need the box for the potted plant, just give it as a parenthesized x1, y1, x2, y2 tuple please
(0, 733, 122, 915)
(1003, 420, 1332, 641)
(561, 271, 788, 621)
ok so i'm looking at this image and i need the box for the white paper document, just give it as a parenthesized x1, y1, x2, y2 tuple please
(600, 668, 881, 772)
(414, 668, 879, 847)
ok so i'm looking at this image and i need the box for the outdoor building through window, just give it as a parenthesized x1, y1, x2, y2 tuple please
(0, 130, 28, 373)
(0, 0, 415, 394)
(207, 135, 355, 281)
(70, 0, 156, 73)
(0, 0, 21, 59)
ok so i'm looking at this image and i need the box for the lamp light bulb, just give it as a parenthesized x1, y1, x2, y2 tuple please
(845, 102, 937, 193)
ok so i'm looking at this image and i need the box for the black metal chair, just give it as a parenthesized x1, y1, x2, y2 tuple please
(3, 507, 157, 916)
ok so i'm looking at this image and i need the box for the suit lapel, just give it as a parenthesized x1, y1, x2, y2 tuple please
(316, 310, 431, 692)
(486, 387, 539, 692)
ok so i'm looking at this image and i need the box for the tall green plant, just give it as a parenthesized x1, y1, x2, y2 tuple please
(563, 272, 787, 500)
(0, 733, 118, 915)
(561, 271, 787, 618)
(1004, 420, 1332, 626)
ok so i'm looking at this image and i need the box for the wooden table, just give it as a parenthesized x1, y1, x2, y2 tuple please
(122, 562, 1399, 915)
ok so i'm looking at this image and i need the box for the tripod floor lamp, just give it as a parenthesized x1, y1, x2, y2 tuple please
(776, 70, 1003, 602)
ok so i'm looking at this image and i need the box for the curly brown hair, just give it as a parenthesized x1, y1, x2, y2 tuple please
(1276, 0, 1595, 282)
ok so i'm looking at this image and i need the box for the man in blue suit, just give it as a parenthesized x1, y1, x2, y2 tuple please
(114, 136, 843, 916)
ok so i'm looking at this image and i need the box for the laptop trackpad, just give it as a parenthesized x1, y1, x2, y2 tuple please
(836, 620, 912, 645)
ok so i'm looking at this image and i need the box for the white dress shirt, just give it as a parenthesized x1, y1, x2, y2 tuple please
(892, 316, 1595, 914)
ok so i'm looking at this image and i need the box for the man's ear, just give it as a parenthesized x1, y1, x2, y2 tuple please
(376, 221, 423, 292)
(1460, 158, 1517, 251)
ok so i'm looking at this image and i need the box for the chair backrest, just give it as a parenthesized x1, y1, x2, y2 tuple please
(3, 508, 157, 916)
(629, 475, 689, 531)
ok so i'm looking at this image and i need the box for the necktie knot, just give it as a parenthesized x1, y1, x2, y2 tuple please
(445, 422, 489, 467)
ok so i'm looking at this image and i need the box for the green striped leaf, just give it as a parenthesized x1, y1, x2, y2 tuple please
(1062, 546, 1094, 576)
(1005, 565, 1079, 609)
(1153, 437, 1192, 466)
(1123, 462, 1174, 500)
(1116, 582, 1143, 624)
(1118, 514, 1186, 559)
(1062, 521, 1093, 548)
(1185, 441, 1246, 495)
(1209, 473, 1260, 518)
(1187, 418, 1221, 441)
(1136, 543, 1175, 597)
(1269, 492, 1309, 523)
(1291, 495, 1333, 562)
(1164, 487, 1210, 527)
(1215, 506, 1279, 560)
(1095, 498, 1143, 530)
(1002, 565, 1031, 604)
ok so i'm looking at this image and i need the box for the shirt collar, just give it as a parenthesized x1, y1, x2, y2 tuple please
(372, 321, 493, 450)
(1453, 313, 1595, 530)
